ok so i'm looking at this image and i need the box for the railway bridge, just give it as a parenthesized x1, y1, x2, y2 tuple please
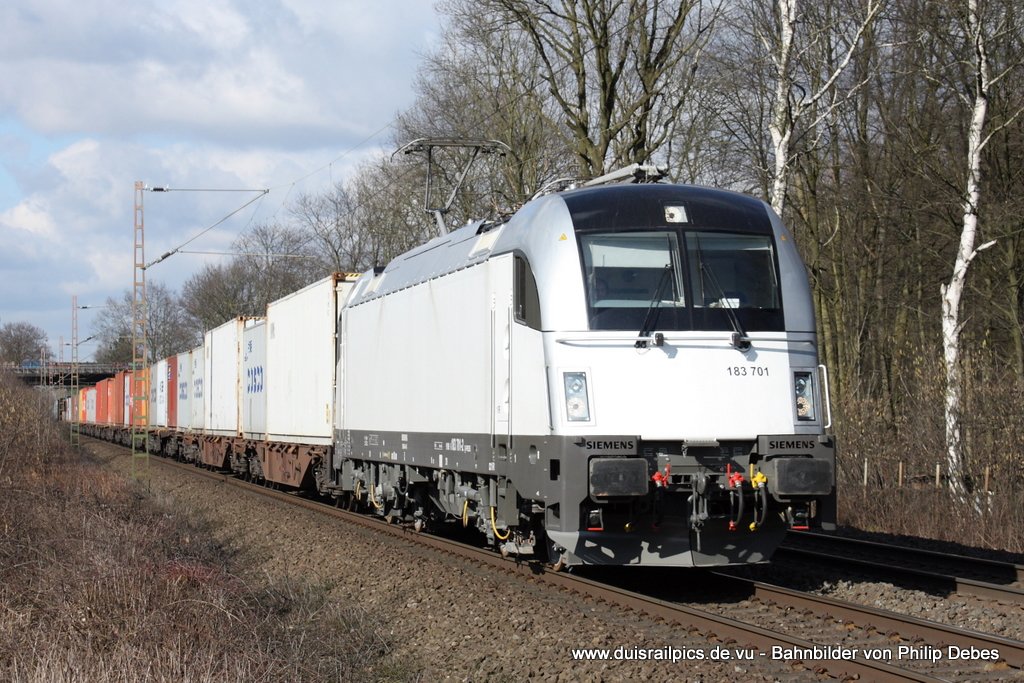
(3, 362, 123, 390)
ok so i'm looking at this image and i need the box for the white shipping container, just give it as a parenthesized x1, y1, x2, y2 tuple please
(154, 358, 169, 428)
(266, 275, 353, 445)
(85, 387, 97, 424)
(204, 317, 262, 436)
(242, 320, 267, 438)
(123, 373, 131, 426)
(190, 344, 205, 431)
(176, 351, 191, 430)
(148, 365, 158, 427)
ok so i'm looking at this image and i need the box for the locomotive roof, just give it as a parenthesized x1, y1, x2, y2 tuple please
(345, 183, 779, 309)
(559, 183, 772, 234)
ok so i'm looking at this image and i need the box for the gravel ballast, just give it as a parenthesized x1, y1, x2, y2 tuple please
(90, 440, 1021, 681)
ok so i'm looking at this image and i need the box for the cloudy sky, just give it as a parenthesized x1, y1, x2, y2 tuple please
(0, 0, 440, 360)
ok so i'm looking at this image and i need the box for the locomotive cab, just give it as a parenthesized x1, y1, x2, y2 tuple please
(518, 183, 837, 567)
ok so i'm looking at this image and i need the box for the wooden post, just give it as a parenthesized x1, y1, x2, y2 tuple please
(863, 457, 869, 489)
(935, 462, 941, 489)
(898, 461, 904, 488)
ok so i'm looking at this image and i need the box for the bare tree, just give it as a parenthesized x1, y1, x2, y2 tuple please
(348, 156, 437, 265)
(180, 260, 262, 333)
(937, 0, 1024, 500)
(93, 282, 199, 363)
(406, 1, 573, 208)
(234, 222, 322, 299)
(717, 0, 881, 217)
(290, 186, 376, 272)
(0, 322, 50, 364)
(471, 0, 719, 177)
(178, 222, 323, 333)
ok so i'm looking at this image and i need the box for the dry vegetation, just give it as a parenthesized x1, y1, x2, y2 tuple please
(836, 350, 1024, 554)
(0, 373, 405, 682)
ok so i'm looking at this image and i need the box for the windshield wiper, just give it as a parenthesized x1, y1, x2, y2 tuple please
(635, 264, 672, 348)
(697, 253, 751, 352)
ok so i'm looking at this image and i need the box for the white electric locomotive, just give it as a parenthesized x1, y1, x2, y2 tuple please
(333, 174, 836, 567)
(68, 168, 836, 569)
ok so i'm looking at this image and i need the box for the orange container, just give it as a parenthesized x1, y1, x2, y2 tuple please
(111, 371, 126, 426)
(96, 379, 109, 425)
(126, 369, 148, 426)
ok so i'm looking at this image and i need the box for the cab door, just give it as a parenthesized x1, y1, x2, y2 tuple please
(490, 255, 514, 445)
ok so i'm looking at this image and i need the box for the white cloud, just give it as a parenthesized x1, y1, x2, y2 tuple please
(0, 0, 442, 357)
(0, 1, 437, 145)
(0, 197, 56, 237)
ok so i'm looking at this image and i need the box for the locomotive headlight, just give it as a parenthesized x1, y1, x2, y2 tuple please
(794, 371, 816, 421)
(563, 371, 591, 422)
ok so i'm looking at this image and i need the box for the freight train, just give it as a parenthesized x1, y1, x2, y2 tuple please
(67, 171, 837, 568)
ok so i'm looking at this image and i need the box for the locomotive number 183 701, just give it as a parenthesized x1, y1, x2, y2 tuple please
(727, 366, 769, 377)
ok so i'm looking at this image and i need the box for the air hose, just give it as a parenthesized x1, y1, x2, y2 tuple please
(366, 472, 384, 510)
(749, 470, 768, 531)
(727, 468, 745, 531)
(490, 506, 510, 541)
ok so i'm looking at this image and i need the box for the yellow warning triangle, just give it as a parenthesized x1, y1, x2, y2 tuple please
(559, 233, 568, 241)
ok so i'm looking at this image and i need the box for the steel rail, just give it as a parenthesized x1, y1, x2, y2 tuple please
(711, 572, 1024, 669)
(789, 531, 1024, 582)
(779, 531, 1024, 605)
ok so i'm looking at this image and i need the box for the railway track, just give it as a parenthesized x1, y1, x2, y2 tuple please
(701, 573, 1023, 681)
(131, 447, 1023, 682)
(778, 531, 1024, 605)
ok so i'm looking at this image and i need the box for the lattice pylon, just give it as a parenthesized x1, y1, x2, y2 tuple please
(130, 181, 149, 476)
(70, 296, 80, 448)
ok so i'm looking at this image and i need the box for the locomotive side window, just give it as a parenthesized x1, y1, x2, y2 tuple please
(514, 255, 541, 330)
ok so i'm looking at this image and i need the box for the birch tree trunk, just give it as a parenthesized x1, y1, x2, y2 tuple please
(762, 0, 880, 218)
(767, 0, 797, 216)
(941, 0, 995, 502)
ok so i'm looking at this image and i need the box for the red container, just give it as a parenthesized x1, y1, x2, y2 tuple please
(167, 357, 178, 428)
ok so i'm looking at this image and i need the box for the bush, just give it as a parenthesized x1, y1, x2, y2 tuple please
(0, 373, 407, 682)
(834, 350, 1024, 553)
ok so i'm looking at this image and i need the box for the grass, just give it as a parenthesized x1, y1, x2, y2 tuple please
(0, 373, 415, 682)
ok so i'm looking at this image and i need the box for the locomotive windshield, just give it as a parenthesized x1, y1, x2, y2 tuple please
(579, 230, 783, 332)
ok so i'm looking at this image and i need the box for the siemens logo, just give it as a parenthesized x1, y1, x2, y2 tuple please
(768, 440, 817, 451)
(575, 439, 636, 451)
